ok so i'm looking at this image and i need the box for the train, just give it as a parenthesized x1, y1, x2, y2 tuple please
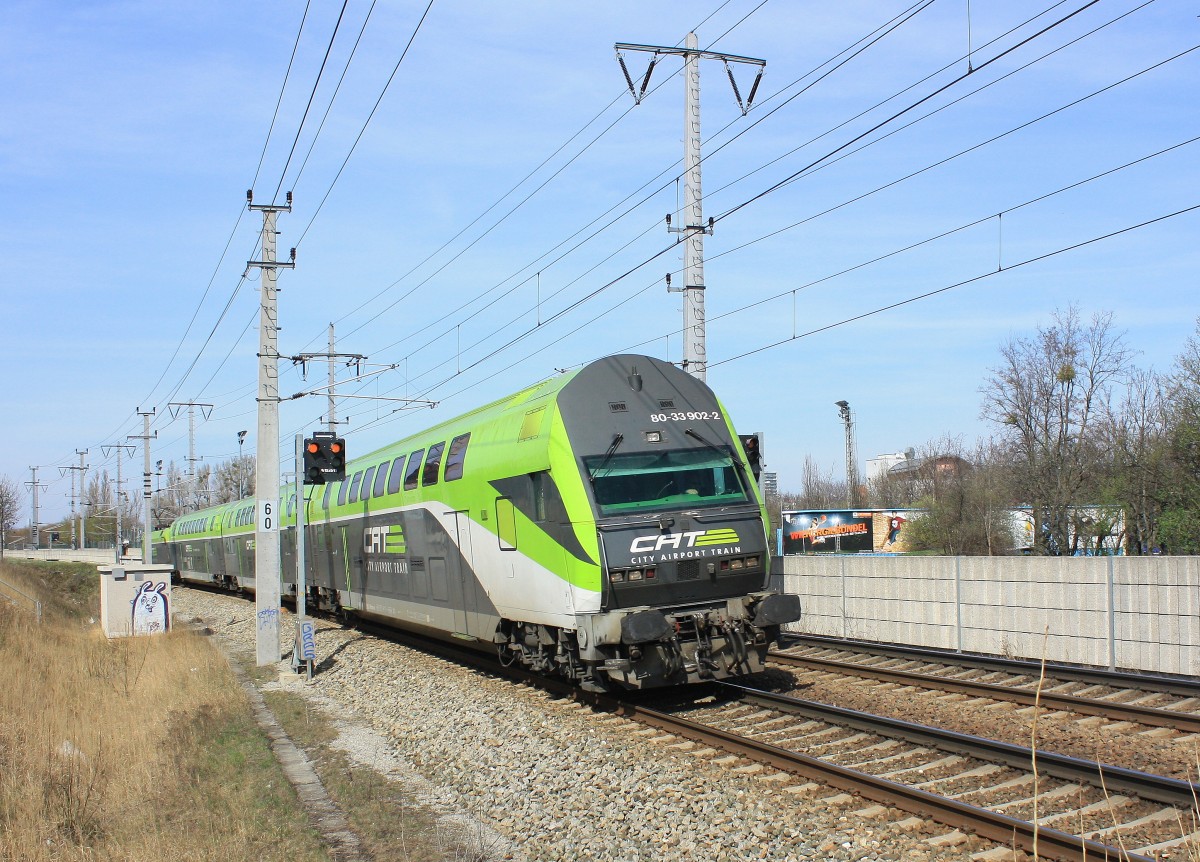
(152, 354, 801, 690)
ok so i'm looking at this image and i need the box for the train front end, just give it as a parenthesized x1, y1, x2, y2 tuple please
(557, 355, 802, 689)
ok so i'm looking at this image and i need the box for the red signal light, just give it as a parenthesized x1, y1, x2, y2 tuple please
(307, 442, 320, 454)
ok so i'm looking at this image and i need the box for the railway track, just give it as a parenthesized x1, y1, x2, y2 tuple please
(187, 589, 1197, 862)
(768, 645, 1200, 736)
(353, 619, 1198, 861)
(668, 683, 1200, 861)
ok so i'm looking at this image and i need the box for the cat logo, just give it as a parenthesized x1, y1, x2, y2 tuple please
(629, 528, 739, 553)
(364, 524, 407, 554)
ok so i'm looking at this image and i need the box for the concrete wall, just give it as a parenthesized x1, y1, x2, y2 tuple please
(783, 555, 1200, 677)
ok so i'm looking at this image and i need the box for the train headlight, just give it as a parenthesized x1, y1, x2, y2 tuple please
(745, 556, 759, 569)
(644, 430, 663, 443)
(628, 569, 644, 581)
(611, 571, 625, 582)
(730, 558, 744, 570)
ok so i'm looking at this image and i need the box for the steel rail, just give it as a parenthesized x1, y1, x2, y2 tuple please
(608, 690, 1155, 862)
(769, 651, 1200, 734)
(781, 634, 1200, 698)
(722, 682, 1200, 808)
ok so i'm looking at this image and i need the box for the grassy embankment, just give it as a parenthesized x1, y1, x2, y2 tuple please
(0, 559, 327, 862)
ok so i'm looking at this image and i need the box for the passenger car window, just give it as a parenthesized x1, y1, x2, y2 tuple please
(361, 466, 376, 501)
(347, 471, 363, 504)
(386, 455, 405, 494)
(422, 442, 446, 486)
(373, 462, 389, 498)
(403, 449, 424, 491)
(444, 433, 470, 481)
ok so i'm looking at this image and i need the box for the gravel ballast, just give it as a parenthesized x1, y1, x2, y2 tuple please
(174, 587, 1015, 861)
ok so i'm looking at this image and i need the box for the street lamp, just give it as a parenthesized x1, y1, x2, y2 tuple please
(237, 430, 248, 456)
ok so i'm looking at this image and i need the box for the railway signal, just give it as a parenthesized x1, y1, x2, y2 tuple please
(302, 432, 346, 484)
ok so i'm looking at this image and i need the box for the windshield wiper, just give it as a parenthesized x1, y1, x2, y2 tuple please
(685, 428, 744, 468)
(588, 433, 624, 484)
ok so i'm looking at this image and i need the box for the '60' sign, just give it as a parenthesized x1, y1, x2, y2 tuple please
(258, 499, 279, 532)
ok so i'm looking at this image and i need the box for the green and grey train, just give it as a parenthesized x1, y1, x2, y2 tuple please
(153, 354, 801, 690)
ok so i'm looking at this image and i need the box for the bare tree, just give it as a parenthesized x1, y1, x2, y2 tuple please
(0, 474, 20, 556)
(1157, 318, 1200, 552)
(213, 455, 255, 503)
(981, 307, 1133, 555)
(794, 456, 846, 510)
(899, 438, 1013, 555)
(1098, 368, 1170, 554)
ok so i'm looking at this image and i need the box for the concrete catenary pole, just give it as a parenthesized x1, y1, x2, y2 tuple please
(168, 402, 214, 506)
(58, 460, 88, 549)
(130, 409, 156, 562)
(25, 466, 44, 549)
(681, 31, 706, 380)
(247, 189, 294, 666)
(102, 443, 135, 562)
(328, 324, 337, 434)
(614, 34, 765, 381)
(77, 450, 87, 549)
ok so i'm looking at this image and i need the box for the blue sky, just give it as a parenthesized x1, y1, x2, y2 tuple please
(2, 0, 1197, 524)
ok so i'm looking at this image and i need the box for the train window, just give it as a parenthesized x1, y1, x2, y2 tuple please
(387, 456, 405, 494)
(360, 466, 376, 502)
(583, 447, 751, 516)
(373, 462, 389, 497)
(337, 477, 350, 507)
(348, 471, 363, 504)
(422, 442, 445, 486)
(403, 449, 424, 491)
(444, 433, 470, 481)
(322, 484, 332, 510)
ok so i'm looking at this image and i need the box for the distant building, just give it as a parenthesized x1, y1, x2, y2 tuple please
(866, 449, 914, 483)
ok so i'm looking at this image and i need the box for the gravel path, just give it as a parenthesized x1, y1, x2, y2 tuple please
(174, 587, 1004, 862)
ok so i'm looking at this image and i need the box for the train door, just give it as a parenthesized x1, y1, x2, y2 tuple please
(446, 510, 477, 637)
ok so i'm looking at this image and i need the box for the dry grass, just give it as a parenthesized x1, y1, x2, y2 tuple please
(0, 562, 329, 862)
(264, 687, 504, 862)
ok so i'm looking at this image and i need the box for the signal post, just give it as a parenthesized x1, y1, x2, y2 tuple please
(293, 432, 345, 679)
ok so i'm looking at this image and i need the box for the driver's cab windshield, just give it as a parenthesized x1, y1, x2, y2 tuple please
(584, 447, 751, 516)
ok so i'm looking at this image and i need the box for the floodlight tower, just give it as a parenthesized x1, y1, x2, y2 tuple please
(836, 400, 860, 508)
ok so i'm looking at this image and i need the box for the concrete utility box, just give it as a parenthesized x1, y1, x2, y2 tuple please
(98, 564, 174, 638)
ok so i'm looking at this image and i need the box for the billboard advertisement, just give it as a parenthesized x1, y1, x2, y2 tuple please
(783, 510, 917, 555)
